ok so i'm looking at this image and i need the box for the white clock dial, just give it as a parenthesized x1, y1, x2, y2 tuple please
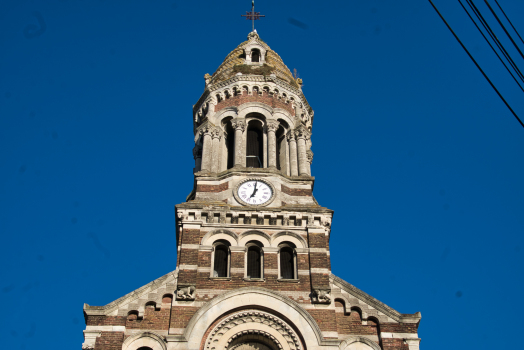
(237, 180, 273, 205)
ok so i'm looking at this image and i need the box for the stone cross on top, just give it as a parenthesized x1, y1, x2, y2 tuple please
(241, 0, 265, 32)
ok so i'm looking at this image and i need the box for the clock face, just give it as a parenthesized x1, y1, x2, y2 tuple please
(237, 180, 273, 206)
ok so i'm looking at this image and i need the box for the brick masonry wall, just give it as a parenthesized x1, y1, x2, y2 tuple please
(94, 331, 124, 350)
(308, 233, 326, 248)
(380, 323, 419, 333)
(334, 301, 378, 335)
(85, 315, 126, 326)
(170, 306, 199, 330)
(181, 229, 201, 245)
(306, 309, 338, 333)
(126, 305, 171, 330)
(281, 185, 312, 197)
(382, 338, 410, 350)
(197, 182, 229, 193)
(214, 92, 295, 116)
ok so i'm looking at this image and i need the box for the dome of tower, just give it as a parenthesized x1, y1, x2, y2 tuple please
(209, 32, 298, 88)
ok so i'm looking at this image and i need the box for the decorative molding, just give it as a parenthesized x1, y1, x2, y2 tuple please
(204, 310, 301, 350)
(339, 336, 382, 350)
(122, 331, 167, 350)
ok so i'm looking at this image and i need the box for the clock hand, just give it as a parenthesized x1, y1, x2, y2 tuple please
(250, 181, 258, 198)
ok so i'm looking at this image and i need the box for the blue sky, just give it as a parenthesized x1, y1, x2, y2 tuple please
(1, 1, 523, 349)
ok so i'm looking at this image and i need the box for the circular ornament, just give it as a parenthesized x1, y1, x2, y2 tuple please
(234, 178, 276, 207)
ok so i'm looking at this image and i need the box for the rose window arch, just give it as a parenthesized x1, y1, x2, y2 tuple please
(204, 310, 302, 350)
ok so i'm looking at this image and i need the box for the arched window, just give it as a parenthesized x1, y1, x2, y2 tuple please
(212, 240, 231, 278)
(246, 120, 263, 168)
(246, 241, 263, 279)
(252, 49, 261, 63)
(224, 120, 235, 169)
(279, 243, 296, 280)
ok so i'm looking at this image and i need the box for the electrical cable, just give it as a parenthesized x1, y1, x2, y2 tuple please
(427, 0, 524, 128)
(484, 0, 524, 61)
(466, 0, 524, 83)
(494, 0, 524, 46)
(458, 0, 524, 93)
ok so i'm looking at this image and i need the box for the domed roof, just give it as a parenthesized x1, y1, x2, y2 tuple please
(209, 32, 298, 88)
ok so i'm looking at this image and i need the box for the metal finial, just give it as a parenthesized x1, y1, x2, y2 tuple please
(241, 0, 265, 32)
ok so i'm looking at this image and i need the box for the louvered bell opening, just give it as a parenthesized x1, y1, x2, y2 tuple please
(226, 122, 235, 169)
(252, 49, 261, 63)
(247, 247, 261, 279)
(280, 248, 294, 279)
(214, 245, 228, 277)
(246, 128, 263, 168)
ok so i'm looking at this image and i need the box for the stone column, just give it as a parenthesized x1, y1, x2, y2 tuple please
(287, 132, 298, 176)
(231, 119, 246, 167)
(295, 127, 310, 176)
(210, 127, 222, 173)
(266, 120, 279, 169)
(200, 126, 213, 172)
(192, 145, 202, 172)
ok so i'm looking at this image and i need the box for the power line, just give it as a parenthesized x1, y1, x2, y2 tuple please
(494, 0, 524, 46)
(484, 0, 524, 61)
(466, 0, 524, 83)
(458, 0, 524, 93)
(427, 0, 524, 128)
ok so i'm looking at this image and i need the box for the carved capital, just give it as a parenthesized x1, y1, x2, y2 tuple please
(266, 120, 279, 133)
(82, 345, 95, 350)
(286, 132, 296, 142)
(294, 126, 310, 140)
(231, 119, 246, 132)
(211, 127, 222, 140)
(176, 285, 196, 300)
(199, 123, 213, 136)
(313, 288, 331, 304)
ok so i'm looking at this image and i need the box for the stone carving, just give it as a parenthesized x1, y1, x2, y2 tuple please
(294, 126, 310, 140)
(269, 216, 277, 225)
(211, 127, 222, 140)
(313, 289, 331, 304)
(306, 150, 314, 164)
(200, 124, 213, 136)
(286, 131, 296, 142)
(231, 215, 239, 224)
(266, 120, 279, 133)
(231, 119, 246, 132)
(283, 215, 290, 226)
(82, 344, 95, 350)
(176, 285, 196, 300)
(205, 310, 301, 350)
(204, 73, 212, 85)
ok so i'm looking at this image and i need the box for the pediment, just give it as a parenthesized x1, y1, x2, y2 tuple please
(83, 269, 178, 317)
(330, 274, 421, 324)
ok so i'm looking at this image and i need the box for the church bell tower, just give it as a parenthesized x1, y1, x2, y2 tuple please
(82, 30, 422, 350)
(175, 30, 332, 303)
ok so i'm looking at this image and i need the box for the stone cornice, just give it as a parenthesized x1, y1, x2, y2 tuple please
(83, 269, 178, 316)
(331, 274, 422, 324)
(194, 75, 313, 123)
